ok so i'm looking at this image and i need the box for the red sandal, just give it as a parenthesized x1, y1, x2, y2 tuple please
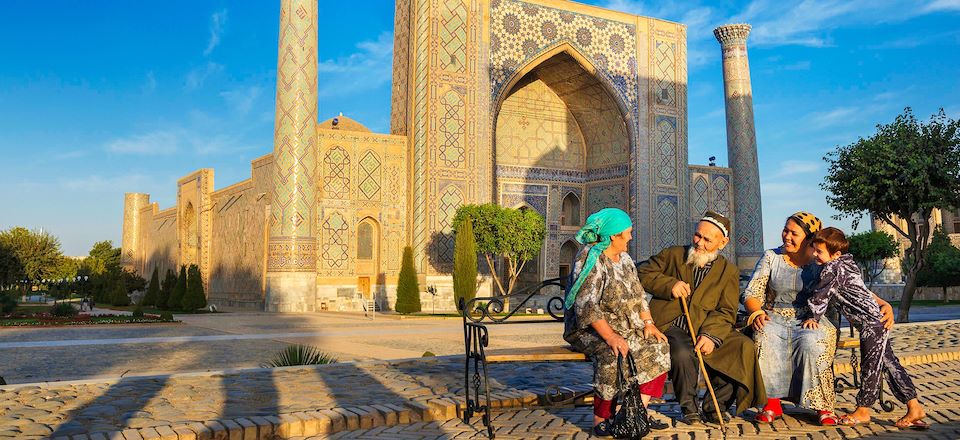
(818, 411, 839, 426)
(755, 409, 781, 424)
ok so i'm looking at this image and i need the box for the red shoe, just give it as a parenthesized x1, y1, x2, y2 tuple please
(819, 411, 840, 426)
(755, 409, 781, 424)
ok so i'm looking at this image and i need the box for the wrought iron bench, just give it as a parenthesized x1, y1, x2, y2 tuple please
(460, 277, 590, 439)
(833, 316, 895, 412)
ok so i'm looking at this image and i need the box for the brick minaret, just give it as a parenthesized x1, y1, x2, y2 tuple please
(715, 24, 764, 270)
(266, 0, 319, 312)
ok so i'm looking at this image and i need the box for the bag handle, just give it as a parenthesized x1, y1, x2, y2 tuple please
(614, 352, 639, 398)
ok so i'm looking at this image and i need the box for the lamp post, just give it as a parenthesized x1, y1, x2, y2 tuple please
(427, 285, 437, 315)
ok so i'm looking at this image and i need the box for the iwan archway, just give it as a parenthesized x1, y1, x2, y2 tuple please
(493, 44, 632, 285)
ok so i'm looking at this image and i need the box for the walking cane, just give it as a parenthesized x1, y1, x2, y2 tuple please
(680, 295, 726, 429)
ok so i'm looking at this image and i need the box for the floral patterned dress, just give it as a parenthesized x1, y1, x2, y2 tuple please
(742, 247, 837, 411)
(563, 245, 671, 400)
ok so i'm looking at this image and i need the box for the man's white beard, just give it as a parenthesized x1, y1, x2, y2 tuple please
(686, 246, 719, 268)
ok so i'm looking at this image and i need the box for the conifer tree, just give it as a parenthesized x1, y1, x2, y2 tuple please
(111, 276, 130, 306)
(158, 268, 176, 309)
(395, 246, 421, 314)
(142, 266, 160, 306)
(182, 264, 207, 311)
(169, 266, 187, 311)
(453, 216, 478, 310)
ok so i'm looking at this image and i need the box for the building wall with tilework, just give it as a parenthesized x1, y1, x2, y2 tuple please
(122, 0, 756, 312)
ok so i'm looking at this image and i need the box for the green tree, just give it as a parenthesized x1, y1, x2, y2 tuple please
(848, 230, 899, 288)
(452, 216, 478, 310)
(822, 108, 960, 322)
(158, 268, 177, 310)
(110, 276, 131, 306)
(86, 241, 121, 275)
(917, 228, 960, 302)
(142, 266, 160, 306)
(169, 266, 187, 311)
(181, 264, 207, 311)
(395, 246, 421, 314)
(452, 204, 546, 297)
(0, 227, 64, 284)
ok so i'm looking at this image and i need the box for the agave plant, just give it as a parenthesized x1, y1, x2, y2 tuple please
(261, 344, 337, 368)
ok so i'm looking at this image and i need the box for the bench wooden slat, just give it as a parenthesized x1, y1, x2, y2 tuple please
(485, 346, 588, 363)
(838, 338, 860, 349)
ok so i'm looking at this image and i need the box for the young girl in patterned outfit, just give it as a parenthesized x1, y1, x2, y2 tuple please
(802, 227, 929, 429)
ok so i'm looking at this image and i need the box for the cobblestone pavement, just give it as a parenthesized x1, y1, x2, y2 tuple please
(1, 320, 959, 439)
(2, 309, 960, 384)
(307, 360, 960, 439)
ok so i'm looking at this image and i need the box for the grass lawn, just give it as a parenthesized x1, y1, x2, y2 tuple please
(98, 305, 221, 314)
(13, 305, 52, 314)
(889, 299, 960, 307)
(0, 315, 178, 326)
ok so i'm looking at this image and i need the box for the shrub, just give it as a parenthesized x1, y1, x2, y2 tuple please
(50, 302, 78, 317)
(395, 246, 421, 314)
(0, 292, 16, 314)
(261, 344, 337, 368)
(141, 267, 160, 306)
(422, 351, 436, 357)
(453, 216, 478, 310)
(181, 264, 207, 311)
(159, 311, 174, 321)
(168, 266, 187, 310)
(132, 306, 145, 318)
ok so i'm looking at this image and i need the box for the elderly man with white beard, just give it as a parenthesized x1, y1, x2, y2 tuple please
(637, 211, 766, 425)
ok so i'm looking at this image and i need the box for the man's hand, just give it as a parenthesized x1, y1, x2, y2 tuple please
(671, 281, 691, 299)
(801, 319, 819, 330)
(879, 301, 894, 330)
(604, 333, 629, 358)
(694, 335, 715, 355)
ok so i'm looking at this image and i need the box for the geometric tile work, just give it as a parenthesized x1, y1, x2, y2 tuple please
(435, 185, 464, 267)
(692, 174, 709, 217)
(495, 78, 586, 170)
(655, 116, 678, 186)
(654, 40, 676, 106)
(358, 150, 382, 200)
(712, 174, 730, 216)
(716, 24, 763, 257)
(587, 183, 627, 214)
(322, 146, 351, 199)
(321, 211, 349, 270)
(439, 0, 467, 73)
(269, 0, 318, 274)
(439, 90, 466, 168)
(490, 0, 638, 111)
(655, 195, 679, 250)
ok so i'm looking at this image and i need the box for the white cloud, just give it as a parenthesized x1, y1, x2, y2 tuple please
(317, 32, 394, 98)
(220, 86, 263, 115)
(924, 0, 960, 12)
(809, 106, 860, 128)
(767, 159, 822, 178)
(106, 130, 181, 155)
(142, 71, 157, 94)
(204, 9, 228, 56)
(60, 174, 152, 192)
(185, 62, 223, 90)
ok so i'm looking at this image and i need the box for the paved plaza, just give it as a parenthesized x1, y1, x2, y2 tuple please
(1, 308, 960, 438)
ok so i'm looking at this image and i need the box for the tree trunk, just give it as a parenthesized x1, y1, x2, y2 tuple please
(897, 269, 919, 323)
(945, 286, 950, 304)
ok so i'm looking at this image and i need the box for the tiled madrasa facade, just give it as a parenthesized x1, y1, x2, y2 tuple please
(120, 0, 764, 312)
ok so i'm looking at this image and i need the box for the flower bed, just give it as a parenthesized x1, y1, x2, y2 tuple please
(0, 313, 178, 327)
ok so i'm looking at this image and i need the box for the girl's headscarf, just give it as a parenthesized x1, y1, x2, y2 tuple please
(564, 208, 633, 309)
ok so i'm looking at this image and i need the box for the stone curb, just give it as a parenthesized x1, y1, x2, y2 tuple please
(832, 348, 960, 375)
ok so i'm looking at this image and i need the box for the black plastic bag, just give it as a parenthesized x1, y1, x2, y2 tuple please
(608, 352, 651, 439)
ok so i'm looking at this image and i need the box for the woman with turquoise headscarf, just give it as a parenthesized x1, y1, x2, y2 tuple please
(562, 208, 672, 437)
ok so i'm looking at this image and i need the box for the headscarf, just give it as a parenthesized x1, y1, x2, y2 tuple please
(789, 211, 822, 238)
(564, 208, 633, 309)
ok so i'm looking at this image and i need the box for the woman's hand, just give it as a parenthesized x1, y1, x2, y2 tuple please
(879, 301, 895, 330)
(801, 319, 819, 330)
(604, 332, 629, 358)
(751, 311, 770, 331)
(643, 322, 668, 343)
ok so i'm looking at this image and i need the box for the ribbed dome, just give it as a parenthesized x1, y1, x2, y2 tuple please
(318, 115, 371, 132)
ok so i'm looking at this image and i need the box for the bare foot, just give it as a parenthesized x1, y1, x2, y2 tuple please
(897, 400, 928, 428)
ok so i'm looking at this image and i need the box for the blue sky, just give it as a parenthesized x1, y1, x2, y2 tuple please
(0, 0, 958, 256)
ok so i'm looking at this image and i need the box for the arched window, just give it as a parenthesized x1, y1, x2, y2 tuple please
(558, 240, 579, 287)
(357, 222, 374, 260)
(561, 192, 581, 226)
